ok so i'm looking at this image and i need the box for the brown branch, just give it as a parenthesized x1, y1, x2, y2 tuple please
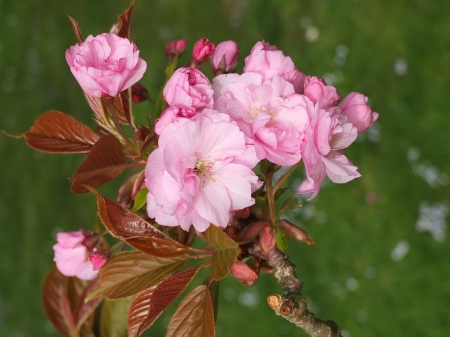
(252, 245, 342, 337)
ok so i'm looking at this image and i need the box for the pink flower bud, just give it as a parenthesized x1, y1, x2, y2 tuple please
(191, 37, 215, 65)
(339, 92, 379, 134)
(259, 226, 276, 253)
(53, 230, 99, 280)
(210, 40, 240, 75)
(304, 76, 341, 109)
(89, 249, 111, 270)
(65, 33, 147, 98)
(131, 84, 149, 103)
(231, 260, 259, 285)
(165, 39, 187, 61)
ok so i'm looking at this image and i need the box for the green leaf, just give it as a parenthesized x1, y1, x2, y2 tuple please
(128, 266, 202, 337)
(87, 251, 192, 300)
(100, 297, 133, 337)
(70, 135, 127, 193)
(19, 110, 100, 153)
(277, 194, 302, 216)
(131, 188, 148, 212)
(275, 227, 289, 252)
(205, 225, 240, 281)
(208, 281, 220, 323)
(166, 285, 215, 337)
(254, 196, 269, 215)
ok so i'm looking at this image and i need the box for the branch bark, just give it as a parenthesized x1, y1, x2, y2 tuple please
(252, 245, 342, 337)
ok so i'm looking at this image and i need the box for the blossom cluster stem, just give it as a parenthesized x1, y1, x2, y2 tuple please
(265, 170, 277, 225)
(273, 160, 303, 194)
(251, 245, 342, 337)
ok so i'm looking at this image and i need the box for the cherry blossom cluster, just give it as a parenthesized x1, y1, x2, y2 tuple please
(54, 33, 377, 280)
(146, 39, 378, 231)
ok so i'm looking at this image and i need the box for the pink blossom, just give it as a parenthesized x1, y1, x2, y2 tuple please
(210, 40, 240, 75)
(65, 33, 147, 98)
(145, 111, 262, 232)
(298, 106, 360, 199)
(165, 39, 187, 61)
(214, 72, 311, 166)
(192, 37, 215, 64)
(53, 230, 99, 280)
(243, 41, 306, 93)
(303, 76, 341, 109)
(339, 92, 379, 134)
(163, 67, 213, 113)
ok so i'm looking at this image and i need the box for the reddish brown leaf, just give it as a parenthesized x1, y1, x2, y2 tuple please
(74, 281, 103, 331)
(83, 92, 104, 119)
(205, 225, 240, 281)
(68, 16, 83, 43)
(42, 268, 72, 336)
(110, 0, 134, 38)
(87, 187, 190, 257)
(70, 135, 127, 193)
(128, 287, 156, 337)
(126, 237, 190, 258)
(166, 285, 215, 337)
(114, 90, 134, 126)
(20, 110, 100, 153)
(128, 267, 201, 337)
(87, 251, 192, 300)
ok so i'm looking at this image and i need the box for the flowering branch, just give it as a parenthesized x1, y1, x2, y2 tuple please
(252, 245, 342, 337)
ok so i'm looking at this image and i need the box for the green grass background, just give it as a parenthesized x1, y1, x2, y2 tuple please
(1, 0, 450, 336)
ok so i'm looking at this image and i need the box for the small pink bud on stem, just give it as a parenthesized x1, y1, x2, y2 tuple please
(165, 39, 187, 62)
(190, 37, 215, 68)
(210, 40, 240, 75)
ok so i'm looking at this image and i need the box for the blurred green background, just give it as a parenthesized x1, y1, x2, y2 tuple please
(1, 0, 450, 336)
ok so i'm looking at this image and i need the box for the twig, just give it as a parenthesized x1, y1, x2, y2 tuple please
(252, 245, 342, 337)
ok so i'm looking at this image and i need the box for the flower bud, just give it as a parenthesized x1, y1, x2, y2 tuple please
(191, 37, 215, 67)
(279, 219, 315, 245)
(303, 76, 340, 109)
(131, 84, 149, 103)
(259, 226, 276, 253)
(231, 260, 259, 285)
(89, 249, 111, 270)
(165, 39, 187, 62)
(210, 40, 239, 75)
(339, 92, 379, 135)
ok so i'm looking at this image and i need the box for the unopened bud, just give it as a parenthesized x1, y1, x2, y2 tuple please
(131, 84, 149, 103)
(279, 219, 315, 245)
(259, 226, 276, 253)
(89, 249, 111, 270)
(234, 221, 270, 244)
(191, 37, 215, 67)
(210, 40, 239, 75)
(231, 260, 259, 285)
(165, 39, 187, 62)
